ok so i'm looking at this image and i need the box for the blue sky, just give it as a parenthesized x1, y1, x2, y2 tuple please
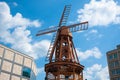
(0, 0, 120, 80)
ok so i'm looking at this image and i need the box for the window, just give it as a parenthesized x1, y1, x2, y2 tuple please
(116, 77, 120, 80)
(109, 55, 113, 60)
(118, 51, 120, 54)
(111, 69, 116, 75)
(115, 61, 119, 67)
(110, 62, 114, 68)
(65, 76, 69, 80)
(111, 69, 120, 75)
(114, 53, 118, 59)
(109, 53, 118, 60)
(62, 42, 68, 46)
(116, 69, 120, 75)
(22, 67, 31, 78)
(110, 61, 119, 68)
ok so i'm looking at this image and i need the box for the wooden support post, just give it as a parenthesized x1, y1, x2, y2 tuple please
(73, 68, 75, 80)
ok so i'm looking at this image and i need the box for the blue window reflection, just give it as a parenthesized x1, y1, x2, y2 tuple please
(22, 67, 31, 78)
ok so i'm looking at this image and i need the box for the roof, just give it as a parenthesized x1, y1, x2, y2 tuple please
(0, 44, 34, 60)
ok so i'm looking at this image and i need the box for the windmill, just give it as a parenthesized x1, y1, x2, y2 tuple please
(36, 5, 88, 80)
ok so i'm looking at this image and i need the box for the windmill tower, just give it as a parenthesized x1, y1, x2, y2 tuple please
(36, 5, 88, 80)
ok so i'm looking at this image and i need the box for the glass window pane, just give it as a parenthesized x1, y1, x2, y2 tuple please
(109, 55, 113, 60)
(114, 53, 118, 59)
(22, 67, 31, 78)
(116, 69, 120, 75)
(115, 61, 119, 67)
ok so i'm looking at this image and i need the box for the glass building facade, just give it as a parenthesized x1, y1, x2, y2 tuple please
(0, 44, 37, 80)
(107, 45, 120, 80)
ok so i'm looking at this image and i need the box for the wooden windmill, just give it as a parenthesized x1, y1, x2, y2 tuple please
(36, 5, 88, 80)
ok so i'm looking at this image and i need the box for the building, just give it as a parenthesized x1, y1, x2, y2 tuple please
(0, 44, 37, 80)
(107, 44, 120, 80)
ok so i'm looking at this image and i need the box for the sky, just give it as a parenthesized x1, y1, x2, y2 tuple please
(0, 0, 120, 80)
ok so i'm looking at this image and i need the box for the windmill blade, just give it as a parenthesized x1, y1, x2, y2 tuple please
(68, 21, 88, 32)
(58, 5, 71, 27)
(36, 21, 88, 36)
(36, 26, 59, 36)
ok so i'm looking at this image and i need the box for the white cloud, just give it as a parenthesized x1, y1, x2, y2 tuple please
(78, 0, 120, 27)
(0, 2, 49, 59)
(37, 67, 45, 74)
(84, 64, 109, 80)
(85, 29, 103, 40)
(76, 47, 102, 61)
(30, 40, 50, 59)
(90, 29, 98, 33)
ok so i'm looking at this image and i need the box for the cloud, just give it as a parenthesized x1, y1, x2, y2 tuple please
(89, 29, 98, 33)
(84, 64, 109, 80)
(30, 40, 50, 59)
(76, 47, 102, 61)
(0, 2, 49, 59)
(37, 67, 45, 74)
(77, 0, 120, 27)
(84, 29, 103, 40)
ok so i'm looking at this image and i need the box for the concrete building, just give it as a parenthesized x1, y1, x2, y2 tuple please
(0, 44, 37, 80)
(107, 45, 120, 80)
